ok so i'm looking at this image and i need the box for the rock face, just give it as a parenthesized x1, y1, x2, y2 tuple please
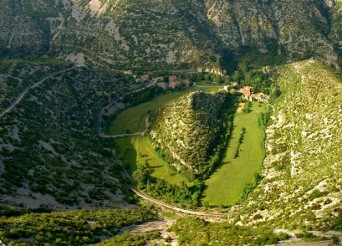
(150, 92, 233, 177)
(0, 0, 341, 69)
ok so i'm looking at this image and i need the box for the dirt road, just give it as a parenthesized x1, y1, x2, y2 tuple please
(130, 187, 227, 218)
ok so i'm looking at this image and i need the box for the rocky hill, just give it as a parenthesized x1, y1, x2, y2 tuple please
(235, 60, 341, 231)
(0, 0, 341, 70)
(169, 60, 342, 245)
(150, 91, 233, 177)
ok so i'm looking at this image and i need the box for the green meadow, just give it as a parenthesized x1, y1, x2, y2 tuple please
(106, 86, 222, 135)
(115, 136, 190, 185)
(110, 88, 267, 206)
(202, 101, 266, 206)
(106, 90, 193, 135)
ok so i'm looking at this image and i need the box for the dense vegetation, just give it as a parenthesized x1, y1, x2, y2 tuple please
(0, 61, 145, 209)
(229, 60, 342, 232)
(0, 207, 156, 245)
(171, 217, 291, 246)
(1, 0, 340, 70)
(150, 91, 235, 179)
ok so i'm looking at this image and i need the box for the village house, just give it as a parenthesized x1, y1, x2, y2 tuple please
(168, 75, 180, 88)
(157, 82, 168, 89)
(169, 75, 178, 83)
(182, 79, 191, 87)
(197, 67, 224, 76)
(231, 82, 239, 89)
(240, 86, 253, 101)
(251, 93, 269, 102)
(152, 76, 164, 83)
(169, 81, 179, 89)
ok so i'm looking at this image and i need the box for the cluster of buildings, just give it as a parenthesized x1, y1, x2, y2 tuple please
(156, 76, 191, 89)
(124, 70, 192, 90)
(223, 83, 268, 102)
(197, 67, 225, 76)
(124, 69, 268, 102)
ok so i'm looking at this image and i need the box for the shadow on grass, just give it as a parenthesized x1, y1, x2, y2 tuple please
(113, 137, 138, 174)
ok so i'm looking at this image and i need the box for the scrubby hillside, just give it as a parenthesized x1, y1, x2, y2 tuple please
(0, 60, 143, 210)
(170, 60, 342, 245)
(0, 0, 340, 69)
(150, 91, 234, 177)
(238, 60, 341, 230)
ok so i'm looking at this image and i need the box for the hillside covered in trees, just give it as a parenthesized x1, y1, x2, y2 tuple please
(150, 91, 235, 178)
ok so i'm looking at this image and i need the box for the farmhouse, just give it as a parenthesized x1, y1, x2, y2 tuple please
(157, 82, 168, 89)
(169, 81, 179, 88)
(251, 93, 269, 102)
(240, 86, 253, 101)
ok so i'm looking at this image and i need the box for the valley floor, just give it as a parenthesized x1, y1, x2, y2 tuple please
(202, 101, 266, 206)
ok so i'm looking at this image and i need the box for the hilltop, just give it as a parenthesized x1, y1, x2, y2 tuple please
(150, 91, 234, 178)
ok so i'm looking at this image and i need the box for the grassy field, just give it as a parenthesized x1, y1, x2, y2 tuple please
(106, 86, 222, 135)
(202, 101, 267, 206)
(115, 136, 190, 185)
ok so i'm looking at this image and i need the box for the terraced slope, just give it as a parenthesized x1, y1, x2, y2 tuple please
(150, 91, 234, 177)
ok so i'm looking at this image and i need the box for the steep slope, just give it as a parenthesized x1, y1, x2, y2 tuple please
(169, 60, 342, 245)
(0, 61, 141, 209)
(0, 0, 340, 69)
(150, 91, 233, 177)
(329, 0, 342, 66)
(236, 60, 341, 231)
(0, 0, 57, 57)
(51, 0, 220, 70)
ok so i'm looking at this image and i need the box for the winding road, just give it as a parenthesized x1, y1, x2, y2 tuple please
(130, 187, 227, 218)
(100, 117, 150, 138)
(0, 67, 77, 118)
(96, 82, 155, 137)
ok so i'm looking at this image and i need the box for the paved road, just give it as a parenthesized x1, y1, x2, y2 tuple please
(130, 187, 227, 218)
(0, 67, 76, 118)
